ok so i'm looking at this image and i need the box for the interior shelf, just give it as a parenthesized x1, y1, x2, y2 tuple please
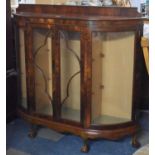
(36, 104, 53, 116)
(35, 104, 80, 122)
(92, 114, 131, 125)
(61, 105, 80, 122)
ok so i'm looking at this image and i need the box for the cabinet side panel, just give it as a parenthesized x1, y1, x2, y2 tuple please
(19, 28, 27, 109)
(101, 32, 134, 120)
(92, 32, 135, 125)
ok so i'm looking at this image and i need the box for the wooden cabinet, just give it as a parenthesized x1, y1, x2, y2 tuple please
(14, 4, 144, 152)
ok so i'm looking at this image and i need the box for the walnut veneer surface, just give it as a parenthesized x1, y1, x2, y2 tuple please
(14, 4, 144, 152)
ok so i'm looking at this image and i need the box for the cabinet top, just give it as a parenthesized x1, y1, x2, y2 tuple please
(15, 4, 143, 21)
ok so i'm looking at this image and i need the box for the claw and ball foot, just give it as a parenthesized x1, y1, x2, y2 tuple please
(132, 134, 141, 148)
(81, 139, 89, 153)
(28, 124, 38, 138)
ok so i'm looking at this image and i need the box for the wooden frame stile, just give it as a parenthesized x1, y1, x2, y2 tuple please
(131, 24, 144, 122)
(80, 28, 92, 129)
(130, 24, 143, 148)
(52, 26, 61, 121)
(80, 28, 92, 152)
(132, 28, 140, 122)
(24, 22, 36, 113)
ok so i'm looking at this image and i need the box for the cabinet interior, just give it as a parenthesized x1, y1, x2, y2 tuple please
(91, 32, 135, 125)
(60, 31, 81, 122)
(19, 29, 135, 124)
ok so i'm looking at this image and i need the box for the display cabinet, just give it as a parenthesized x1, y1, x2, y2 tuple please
(14, 4, 144, 152)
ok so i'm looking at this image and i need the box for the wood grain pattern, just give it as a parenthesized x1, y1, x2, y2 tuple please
(16, 4, 141, 17)
(52, 28, 61, 120)
(81, 30, 92, 128)
(14, 5, 144, 150)
(24, 24, 36, 112)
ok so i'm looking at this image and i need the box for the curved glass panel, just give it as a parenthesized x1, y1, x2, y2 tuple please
(19, 28, 27, 109)
(91, 31, 135, 125)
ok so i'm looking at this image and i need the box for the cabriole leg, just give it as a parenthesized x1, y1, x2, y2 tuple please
(81, 138, 89, 153)
(132, 134, 141, 148)
(28, 124, 38, 138)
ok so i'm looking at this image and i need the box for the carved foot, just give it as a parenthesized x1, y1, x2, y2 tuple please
(28, 124, 38, 139)
(81, 139, 89, 153)
(132, 134, 141, 148)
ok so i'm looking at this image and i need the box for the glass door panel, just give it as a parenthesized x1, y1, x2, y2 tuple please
(91, 32, 135, 125)
(33, 28, 53, 116)
(60, 31, 81, 122)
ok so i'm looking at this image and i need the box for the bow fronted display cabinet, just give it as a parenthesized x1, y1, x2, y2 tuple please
(14, 4, 144, 152)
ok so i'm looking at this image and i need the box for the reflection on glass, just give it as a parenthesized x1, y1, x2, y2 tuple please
(33, 28, 53, 116)
(91, 32, 135, 125)
(19, 28, 27, 109)
(60, 31, 81, 122)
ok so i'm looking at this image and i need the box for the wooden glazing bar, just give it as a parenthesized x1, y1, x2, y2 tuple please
(52, 28, 61, 120)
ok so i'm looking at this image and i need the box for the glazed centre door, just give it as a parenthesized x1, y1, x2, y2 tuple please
(18, 26, 83, 123)
(60, 30, 81, 122)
